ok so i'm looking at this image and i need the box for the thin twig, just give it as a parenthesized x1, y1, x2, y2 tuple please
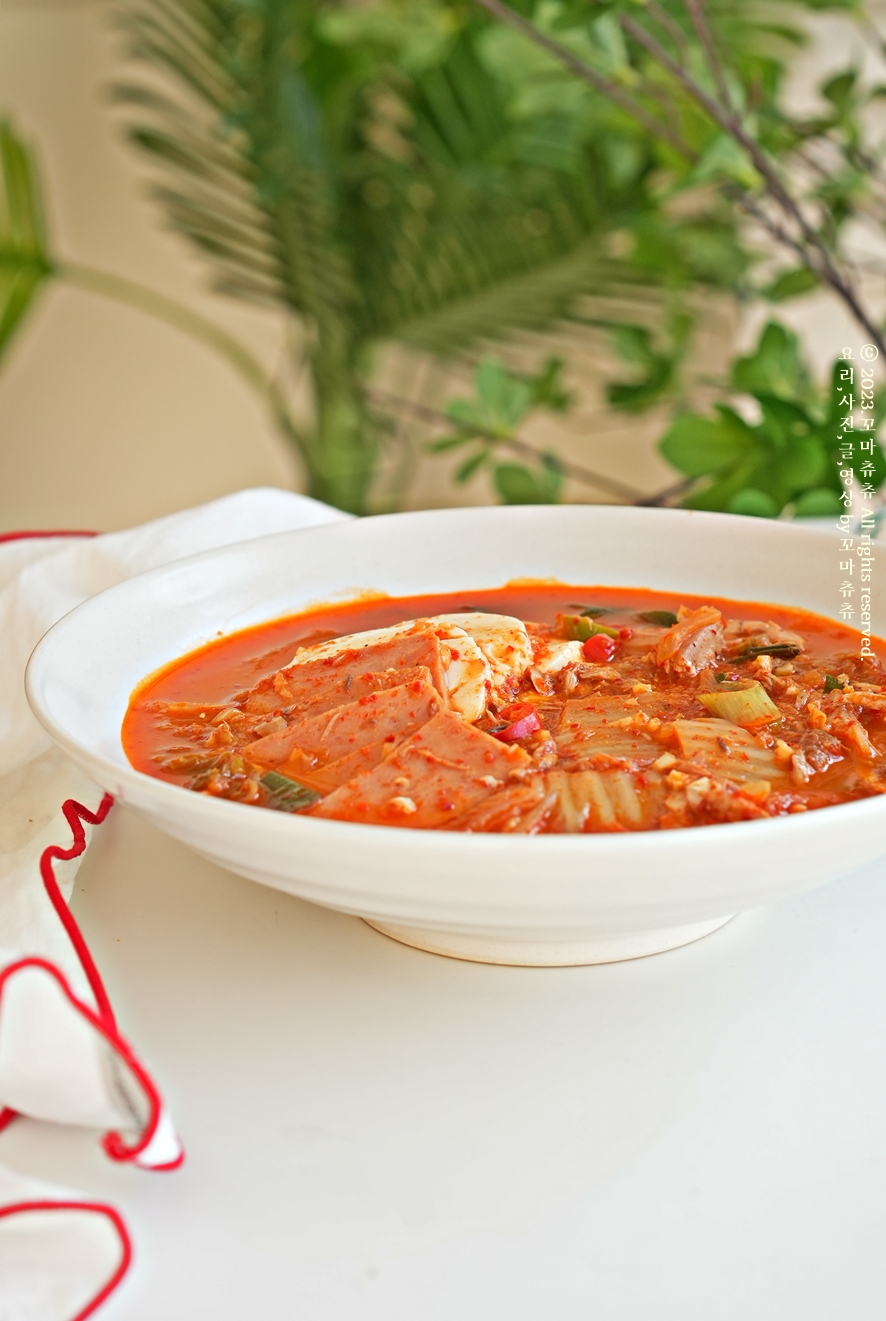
(364, 385, 648, 503)
(471, 0, 697, 163)
(617, 12, 886, 359)
(634, 475, 697, 507)
(683, 0, 732, 112)
(647, 2, 689, 59)
(471, 0, 886, 357)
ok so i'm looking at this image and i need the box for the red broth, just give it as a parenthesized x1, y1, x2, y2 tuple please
(123, 584, 886, 832)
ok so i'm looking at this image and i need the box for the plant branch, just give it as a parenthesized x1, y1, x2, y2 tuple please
(364, 385, 647, 503)
(683, 0, 732, 112)
(634, 474, 697, 507)
(617, 12, 886, 359)
(471, 0, 697, 163)
(647, 2, 689, 59)
(59, 260, 306, 453)
(471, 0, 886, 356)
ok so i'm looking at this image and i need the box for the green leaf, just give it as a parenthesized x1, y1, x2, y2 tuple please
(608, 357, 672, 411)
(455, 448, 489, 483)
(596, 311, 691, 413)
(766, 434, 828, 495)
(526, 356, 572, 412)
(493, 455, 562, 504)
(475, 358, 532, 430)
(444, 358, 534, 438)
(0, 119, 53, 364)
(822, 69, 857, 117)
(726, 488, 779, 518)
(684, 457, 761, 513)
(588, 13, 632, 79)
(637, 610, 678, 627)
(731, 321, 810, 401)
(757, 393, 814, 432)
(446, 398, 491, 430)
(692, 134, 761, 191)
(428, 433, 471, 453)
(609, 323, 658, 368)
(762, 267, 820, 301)
(659, 407, 756, 477)
(793, 488, 843, 517)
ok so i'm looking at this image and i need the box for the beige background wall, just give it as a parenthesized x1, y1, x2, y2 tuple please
(0, 2, 879, 533)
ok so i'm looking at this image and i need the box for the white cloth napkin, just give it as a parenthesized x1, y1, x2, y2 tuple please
(0, 488, 346, 1319)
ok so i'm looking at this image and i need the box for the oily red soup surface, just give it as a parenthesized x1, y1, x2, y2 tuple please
(122, 584, 882, 836)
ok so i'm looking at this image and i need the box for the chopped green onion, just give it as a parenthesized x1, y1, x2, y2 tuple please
(566, 604, 609, 617)
(738, 644, 801, 660)
(561, 614, 620, 642)
(260, 770, 320, 812)
(697, 680, 781, 727)
(715, 673, 727, 683)
(824, 674, 845, 692)
(637, 610, 678, 627)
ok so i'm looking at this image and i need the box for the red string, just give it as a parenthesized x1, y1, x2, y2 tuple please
(30, 797, 186, 1166)
(0, 529, 99, 544)
(40, 796, 116, 1030)
(0, 1198, 132, 1320)
(0, 957, 183, 1169)
(1, 526, 184, 1173)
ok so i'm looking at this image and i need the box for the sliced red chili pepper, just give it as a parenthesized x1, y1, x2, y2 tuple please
(618, 627, 633, 640)
(582, 633, 619, 662)
(494, 702, 542, 742)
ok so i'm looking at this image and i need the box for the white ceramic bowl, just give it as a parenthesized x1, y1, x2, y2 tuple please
(26, 505, 886, 966)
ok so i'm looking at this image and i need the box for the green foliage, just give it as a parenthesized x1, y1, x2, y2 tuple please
(446, 358, 534, 436)
(118, 0, 728, 511)
(591, 310, 692, 411)
(494, 454, 563, 504)
(0, 121, 53, 364)
(762, 267, 821, 302)
(2, 0, 880, 527)
(433, 356, 566, 502)
(658, 321, 886, 517)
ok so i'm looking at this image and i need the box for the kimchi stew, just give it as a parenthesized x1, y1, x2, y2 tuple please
(123, 585, 886, 833)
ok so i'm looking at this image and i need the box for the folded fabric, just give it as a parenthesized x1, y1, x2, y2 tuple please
(0, 488, 347, 1318)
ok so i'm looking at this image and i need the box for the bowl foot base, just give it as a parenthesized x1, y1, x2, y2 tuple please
(364, 914, 734, 966)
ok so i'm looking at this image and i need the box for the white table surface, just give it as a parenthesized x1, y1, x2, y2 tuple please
(3, 803, 885, 1318)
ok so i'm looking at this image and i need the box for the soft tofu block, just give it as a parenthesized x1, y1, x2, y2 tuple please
(312, 709, 531, 828)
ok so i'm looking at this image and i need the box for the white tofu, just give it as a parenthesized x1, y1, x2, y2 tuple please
(529, 638, 583, 692)
(288, 619, 490, 722)
(427, 613, 533, 704)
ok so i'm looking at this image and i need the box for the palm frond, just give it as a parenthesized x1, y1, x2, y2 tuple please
(117, 5, 657, 355)
(0, 120, 53, 364)
(116, 0, 356, 336)
(348, 31, 647, 350)
(374, 239, 617, 356)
